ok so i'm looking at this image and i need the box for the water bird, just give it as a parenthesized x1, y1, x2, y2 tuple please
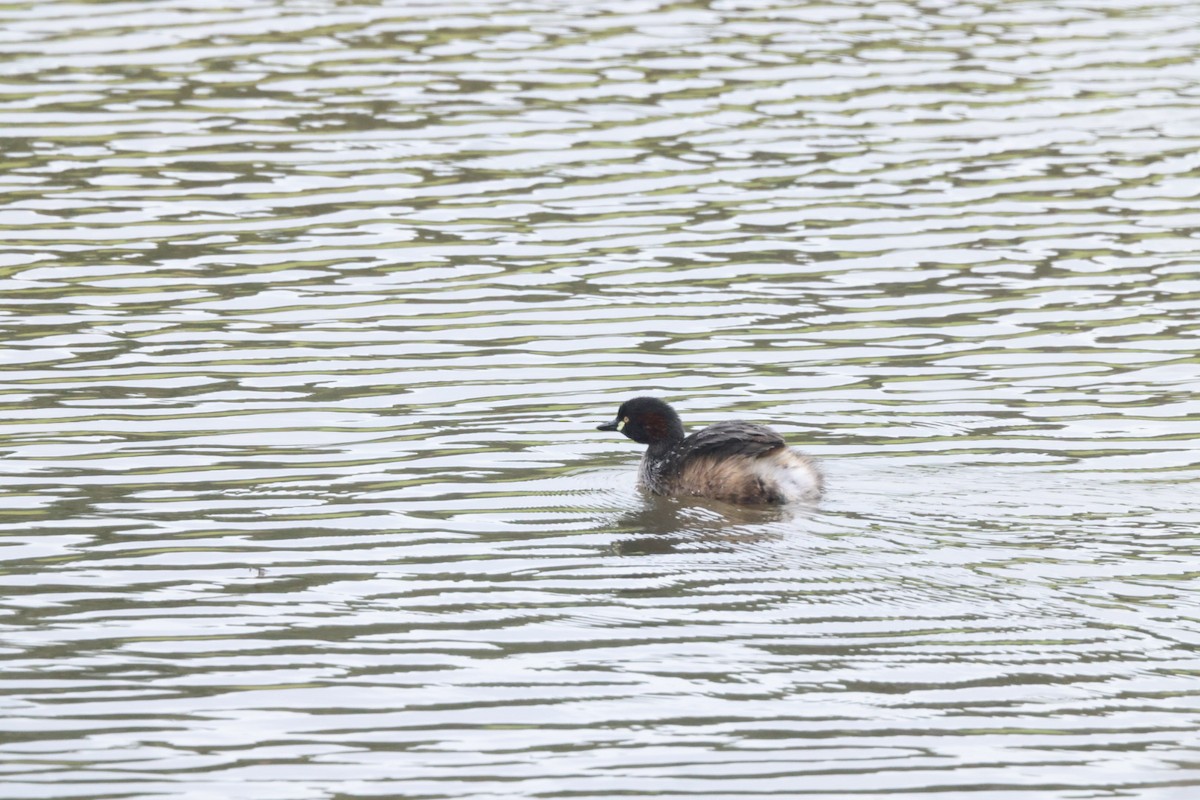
(597, 397, 823, 505)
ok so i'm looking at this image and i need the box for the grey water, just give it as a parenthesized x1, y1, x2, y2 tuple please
(2, 0, 1200, 797)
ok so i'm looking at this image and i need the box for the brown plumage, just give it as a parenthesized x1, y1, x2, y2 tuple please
(597, 397, 823, 505)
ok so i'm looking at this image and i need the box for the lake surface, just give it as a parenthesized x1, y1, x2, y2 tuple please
(2, 0, 1200, 797)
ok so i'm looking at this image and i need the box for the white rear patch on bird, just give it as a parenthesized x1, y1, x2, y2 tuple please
(749, 449, 822, 502)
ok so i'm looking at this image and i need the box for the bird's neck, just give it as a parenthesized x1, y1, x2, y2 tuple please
(646, 432, 683, 458)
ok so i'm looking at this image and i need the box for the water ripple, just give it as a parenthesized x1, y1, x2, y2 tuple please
(2, 0, 1200, 797)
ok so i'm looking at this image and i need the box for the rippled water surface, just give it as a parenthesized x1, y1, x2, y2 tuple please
(3, 0, 1200, 797)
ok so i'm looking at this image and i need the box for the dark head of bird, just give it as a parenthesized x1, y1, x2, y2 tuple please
(597, 396, 686, 446)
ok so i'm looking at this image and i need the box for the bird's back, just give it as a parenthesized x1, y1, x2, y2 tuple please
(641, 421, 821, 504)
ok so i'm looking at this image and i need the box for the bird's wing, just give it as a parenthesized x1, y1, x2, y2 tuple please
(676, 421, 787, 461)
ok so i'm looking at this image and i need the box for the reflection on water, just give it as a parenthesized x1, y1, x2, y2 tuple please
(608, 490, 818, 553)
(3, 0, 1200, 797)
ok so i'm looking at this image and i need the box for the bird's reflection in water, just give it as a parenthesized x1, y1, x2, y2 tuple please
(609, 493, 820, 555)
